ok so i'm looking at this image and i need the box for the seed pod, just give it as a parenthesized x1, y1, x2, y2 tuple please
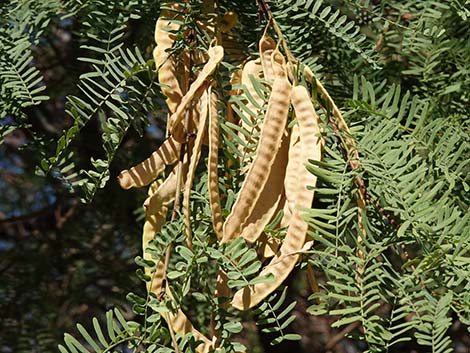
(222, 76, 292, 244)
(183, 89, 209, 247)
(142, 172, 178, 295)
(259, 35, 276, 83)
(280, 123, 301, 227)
(239, 132, 288, 243)
(168, 46, 224, 139)
(154, 4, 186, 113)
(118, 137, 181, 189)
(271, 48, 287, 79)
(208, 87, 223, 239)
(231, 85, 323, 310)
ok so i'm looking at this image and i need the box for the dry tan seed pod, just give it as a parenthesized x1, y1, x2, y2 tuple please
(222, 76, 292, 244)
(271, 47, 287, 79)
(208, 87, 224, 239)
(231, 85, 323, 310)
(118, 137, 181, 190)
(154, 3, 186, 113)
(280, 122, 301, 227)
(183, 89, 209, 247)
(259, 35, 276, 83)
(168, 46, 224, 139)
(239, 132, 288, 243)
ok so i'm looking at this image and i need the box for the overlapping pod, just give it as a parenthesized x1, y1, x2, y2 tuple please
(222, 75, 292, 244)
(183, 88, 209, 246)
(168, 46, 224, 139)
(231, 85, 323, 310)
(118, 137, 181, 189)
(208, 87, 223, 239)
(154, 3, 186, 113)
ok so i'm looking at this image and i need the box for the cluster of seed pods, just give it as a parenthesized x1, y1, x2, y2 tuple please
(115, 4, 366, 352)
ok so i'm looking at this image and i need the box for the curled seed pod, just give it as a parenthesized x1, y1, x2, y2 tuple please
(183, 89, 209, 247)
(154, 4, 186, 113)
(239, 132, 288, 243)
(259, 35, 276, 83)
(208, 87, 224, 239)
(118, 137, 181, 190)
(222, 76, 292, 244)
(168, 46, 224, 138)
(280, 123, 301, 227)
(231, 85, 323, 310)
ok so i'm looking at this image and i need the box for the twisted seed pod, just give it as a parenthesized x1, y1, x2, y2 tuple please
(208, 87, 223, 239)
(239, 132, 288, 243)
(231, 85, 323, 310)
(259, 35, 276, 82)
(168, 46, 224, 138)
(154, 4, 186, 113)
(271, 48, 287, 79)
(222, 76, 292, 244)
(280, 123, 301, 227)
(143, 175, 213, 353)
(183, 89, 209, 246)
(142, 141, 189, 214)
(143, 172, 178, 295)
(118, 137, 181, 189)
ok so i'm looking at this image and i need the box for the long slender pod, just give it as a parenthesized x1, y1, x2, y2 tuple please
(281, 123, 301, 227)
(183, 89, 209, 247)
(168, 46, 224, 138)
(231, 85, 323, 310)
(239, 132, 288, 243)
(154, 3, 186, 113)
(208, 86, 224, 239)
(118, 137, 181, 189)
(222, 76, 292, 244)
(143, 171, 178, 295)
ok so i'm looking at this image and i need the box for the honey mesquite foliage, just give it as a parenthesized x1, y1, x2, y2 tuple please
(0, 0, 469, 352)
